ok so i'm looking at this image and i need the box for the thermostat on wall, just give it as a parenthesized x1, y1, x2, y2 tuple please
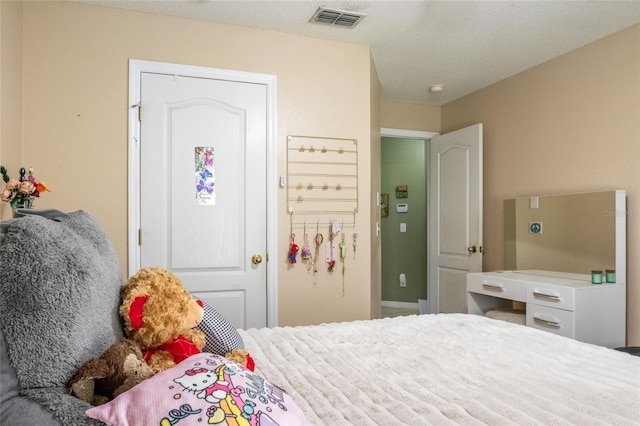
(396, 203, 408, 213)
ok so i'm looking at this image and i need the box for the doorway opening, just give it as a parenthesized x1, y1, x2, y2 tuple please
(380, 128, 437, 317)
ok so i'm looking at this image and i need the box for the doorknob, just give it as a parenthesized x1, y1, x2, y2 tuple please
(467, 245, 477, 253)
(251, 254, 263, 265)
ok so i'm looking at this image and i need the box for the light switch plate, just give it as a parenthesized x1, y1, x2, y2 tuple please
(530, 196, 539, 209)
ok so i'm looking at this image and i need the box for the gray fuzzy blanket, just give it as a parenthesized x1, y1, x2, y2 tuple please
(0, 211, 124, 425)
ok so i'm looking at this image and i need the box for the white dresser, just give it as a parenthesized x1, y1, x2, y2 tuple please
(467, 270, 626, 348)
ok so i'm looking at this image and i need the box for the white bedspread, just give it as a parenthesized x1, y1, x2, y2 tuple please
(239, 314, 639, 425)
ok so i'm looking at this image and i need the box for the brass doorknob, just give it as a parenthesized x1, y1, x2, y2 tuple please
(467, 245, 477, 253)
(251, 254, 263, 265)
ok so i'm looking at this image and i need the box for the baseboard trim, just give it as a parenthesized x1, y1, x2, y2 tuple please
(381, 300, 419, 310)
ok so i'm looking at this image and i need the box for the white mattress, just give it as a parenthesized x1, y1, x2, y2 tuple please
(239, 313, 640, 425)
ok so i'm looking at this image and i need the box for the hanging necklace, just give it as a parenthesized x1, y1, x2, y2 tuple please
(339, 221, 347, 296)
(326, 219, 340, 273)
(352, 211, 358, 259)
(302, 220, 312, 270)
(313, 221, 323, 286)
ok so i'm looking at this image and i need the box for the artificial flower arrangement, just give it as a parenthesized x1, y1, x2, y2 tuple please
(0, 166, 50, 209)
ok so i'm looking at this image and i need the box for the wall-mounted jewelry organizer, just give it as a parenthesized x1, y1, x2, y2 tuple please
(287, 135, 358, 215)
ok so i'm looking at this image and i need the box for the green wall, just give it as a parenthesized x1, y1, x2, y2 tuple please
(381, 137, 428, 303)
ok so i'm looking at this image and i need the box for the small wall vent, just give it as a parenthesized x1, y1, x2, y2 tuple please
(310, 7, 366, 28)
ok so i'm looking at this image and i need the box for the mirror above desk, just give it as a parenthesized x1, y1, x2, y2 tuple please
(466, 190, 626, 347)
(503, 190, 626, 284)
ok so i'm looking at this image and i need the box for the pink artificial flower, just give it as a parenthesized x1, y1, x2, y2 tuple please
(18, 180, 36, 195)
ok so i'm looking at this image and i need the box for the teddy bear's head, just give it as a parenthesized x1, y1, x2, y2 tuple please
(120, 267, 204, 349)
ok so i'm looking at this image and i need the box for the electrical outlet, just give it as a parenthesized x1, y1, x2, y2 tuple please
(399, 273, 406, 287)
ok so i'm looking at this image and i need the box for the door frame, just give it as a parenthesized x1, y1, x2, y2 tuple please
(128, 59, 279, 327)
(380, 128, 438, 312)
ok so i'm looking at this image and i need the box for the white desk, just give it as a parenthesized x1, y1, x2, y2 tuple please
(467, 270, 626, 348)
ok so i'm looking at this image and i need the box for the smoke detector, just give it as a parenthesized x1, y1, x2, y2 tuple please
(310, 7, 366, 28)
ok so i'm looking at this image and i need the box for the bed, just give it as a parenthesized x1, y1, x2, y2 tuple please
(2, 211, 638, 425)
(239, 313, 639, 425)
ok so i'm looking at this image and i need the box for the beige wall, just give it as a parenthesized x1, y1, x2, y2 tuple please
(442, 24, 640, 345)
(6, 1, 373, 326)
(4, 1, 638, 342)
(0, 1, 23, 178)
(381, 100, 441, 133)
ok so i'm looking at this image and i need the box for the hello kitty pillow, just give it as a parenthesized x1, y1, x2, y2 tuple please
(86, 353, 311, 426)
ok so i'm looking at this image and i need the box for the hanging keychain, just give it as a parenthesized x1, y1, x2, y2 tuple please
(339, 223, 347, 259)
(326, 219, 340, 272)
(288, 233, 299, 263)
(326, 232, 336, 272)
(287, 211, 298, 264)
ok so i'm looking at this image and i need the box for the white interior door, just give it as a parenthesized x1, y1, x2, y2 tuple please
(138, 72, 267, 329)
(428, 124, 483, 313)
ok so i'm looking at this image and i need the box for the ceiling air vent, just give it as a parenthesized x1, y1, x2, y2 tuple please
(310, 7, 366, 28)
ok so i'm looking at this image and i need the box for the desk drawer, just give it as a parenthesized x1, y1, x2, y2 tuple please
(526, 304, 575, 339)
(467, 274, 526, 302)
(526, 283, 575, 311)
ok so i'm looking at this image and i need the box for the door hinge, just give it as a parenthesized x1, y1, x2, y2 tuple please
(138, 228, 142, 246)
(131, 102, 141, 122)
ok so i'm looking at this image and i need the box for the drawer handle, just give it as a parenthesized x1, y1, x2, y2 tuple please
(482, 283, 504, 292)
(533, 291, 560, 302)
(533, 317, 561, 328)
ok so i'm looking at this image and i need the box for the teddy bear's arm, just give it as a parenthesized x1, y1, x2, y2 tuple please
(147, 350, 177, 373)
(182, 329, 206, 351)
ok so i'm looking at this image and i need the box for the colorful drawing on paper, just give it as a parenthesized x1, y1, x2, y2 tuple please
(195, 147, 215, 205)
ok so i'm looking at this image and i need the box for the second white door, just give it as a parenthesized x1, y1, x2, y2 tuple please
(429, 123, 483, 314)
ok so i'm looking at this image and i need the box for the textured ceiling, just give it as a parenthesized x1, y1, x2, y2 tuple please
(77, 0, 640, 105)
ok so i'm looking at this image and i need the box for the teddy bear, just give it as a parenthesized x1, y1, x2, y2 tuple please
(119, 267, 206, 373)
(67, 338, 155, 405)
